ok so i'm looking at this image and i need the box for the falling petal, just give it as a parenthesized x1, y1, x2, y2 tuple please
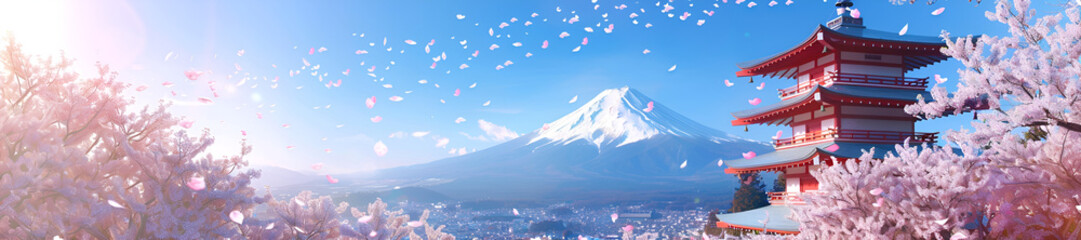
(542, 40, 549, 49)
(179, 121, 194, 129)
(184, 70, 203, 80)
(266, 223, 275, 230)
(898, 24, 909, 36)
(748, 98, 762, 105)
(825, 144, 840, 152)
(489, 44, 499, 51)
(725, 79, 734, 87)
(642, 49, 651, 54)
(747, 2, 757, 7)
(572, 46, 581, 52)
(559, 32, 570, 38)
(456, 14, 465, 19)
(668, 65, 677, 72)
(454, 88, 461, 96)
(455, 117, 466, 124)
(931, 7, 945, 16)
(611, 213, 619, 222)
(404, 40, 417, 45)
(872, 197, 884, 207)
(581, 37, 589, 45)
(311, 163, 324, 171)
(622, 225, 634, 232)
(187, 175, 206, 191)
(774, 130, 783, 140)
(697, 19, 705, 26)
(680, 160, 688, 169)
(198, 97, 213, 104)
(935, 218, 948, 225)
(569, 95, 578, 103)
(370, 116, 383, 123)
(407, 221, 423, 227)
(482, 100, 491, 106)
(717, 159, 724, 167)
(851, 8, 861, 19)
(470, 82, 477, 88)
(513, 208, 520, 216)
(366, 96, 376, 109)
(643, 101, 655, 112)
(869, 188, 883, 195)
(786, 0, 794, 5)
(756, 82, 766, 90)
(374, 141, 388, 156)
(326, 175, 339, 184)
(229, 210, 245, 224)
(742, 151, 757, 159)
(935, 74, 948, 84)
(389, 96, 403, 102)
(108, 200, 124, 209)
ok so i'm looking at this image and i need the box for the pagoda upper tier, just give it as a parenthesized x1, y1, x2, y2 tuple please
(734, 12, 948, 79)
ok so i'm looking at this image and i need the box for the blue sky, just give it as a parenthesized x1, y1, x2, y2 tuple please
(1, 0, 1040, 173)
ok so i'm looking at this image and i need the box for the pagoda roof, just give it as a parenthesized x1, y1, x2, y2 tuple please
(722, 142, 900, 174)
(714, 205, 800, 234)
(735, 24, 949, 78)
(731, 85, 929, 126)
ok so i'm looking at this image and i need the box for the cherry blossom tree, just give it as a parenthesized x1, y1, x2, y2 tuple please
(0, 34, 269, 239)
(791, 0, 1081, 238)
(0, 35, 456, 239)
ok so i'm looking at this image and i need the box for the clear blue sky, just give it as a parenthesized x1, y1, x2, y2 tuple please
(4, 0, 1053, 173)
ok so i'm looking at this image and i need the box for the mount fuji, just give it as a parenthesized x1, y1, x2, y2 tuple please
(360, 87, 773, 200)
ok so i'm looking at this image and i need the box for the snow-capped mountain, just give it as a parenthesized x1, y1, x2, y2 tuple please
(530, 86, 752, 148)
(364, 87, 773, 200)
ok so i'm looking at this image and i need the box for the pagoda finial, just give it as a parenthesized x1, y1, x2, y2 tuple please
(827, 0, 864, 29)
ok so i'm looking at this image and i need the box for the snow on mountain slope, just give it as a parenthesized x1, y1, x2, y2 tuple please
(530, 86, 754, 149)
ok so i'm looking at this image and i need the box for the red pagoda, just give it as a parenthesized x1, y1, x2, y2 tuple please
(714, 0, 952, 235)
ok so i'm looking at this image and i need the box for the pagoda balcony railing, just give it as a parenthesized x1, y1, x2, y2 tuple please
(768, 192, 807, 205)
(779, 72, 929, 99)
(774, 129, 938, 148)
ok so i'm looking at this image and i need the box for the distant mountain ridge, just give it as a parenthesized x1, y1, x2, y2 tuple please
(358, 87, 773, 200)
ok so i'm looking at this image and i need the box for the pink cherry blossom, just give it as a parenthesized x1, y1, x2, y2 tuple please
(748, 98, 762, 105)
(374, 140, 388, 157)
(366, 96, 376, 109)
(229, 210, 244, 224)
(742, 151, 756, 159)
(370, 116, 382, 123)
(325, 175, 338, 184)
(179, 121, 194, 129)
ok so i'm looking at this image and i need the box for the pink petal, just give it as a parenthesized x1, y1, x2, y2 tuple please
(282, 124, 290, 128)
(542, 40, 549, 49)
(869, 188, 883, 195)
(308, 47, 315, 55)
(355, 50, 368, 54)
(724, 79, 734, 87)
(430, 62, 437, 69)
(899, 24, 909, 36)
(581, 37, 589, 45)
(931, 7, 945, 16)
(610, 213, 619, 222)
(311, 163, 324, 171)
(407, 221, 423, 227)
(717, 159, 724, 167)
(454, 88, 461, 96)
(162, 81, 174, 87)
(229, 210, 245, 224)
(872, 197, 884, 207)
(389, 96, 403, 102)
(513, 208, 520, 216)
(366, 96, 376, 109)
(622, 225, 634, 232)
(359, 215, 372, 223)
(643, 101, 655, 112)
(542, 123, 550, 130)
(851, 8, 861, 19)
(198, 97, 214, 104)
(774, 130, 783, 139)
(472, 50, 479, 57)
(742, 151, 757, 159)
(748, 98, 762, 105)
(824, 144, 840, 152)
(184, 70, 203, 81)
(559, 32, 570, 38)
(179, 121, 194, 129)
(756, 82, 766, 90)
(135, 85, 148, 92)
(489, 44, 499, 51)
(240, 130, 247, 136)
(256, 113, 263, 119)
(370, 116, 382, 123)
(374, 140, 388, 157)
(326, 175, 339, 184)
(404, 39, 417, 45)
(187, 175, 206, 191)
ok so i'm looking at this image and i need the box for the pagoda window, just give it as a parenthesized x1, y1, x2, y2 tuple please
(839, 118, 915, 132)
(841, 51, 902, 64)
(817, 53, 835, 65)
(838, 63, 902, 77)
(799, 61, 815, 73)
(786, 177, 801, 193)
(821, 64, 836, 78)
(841, 106, 909, 117)
(798, 74, 811, 85)
(793, 124, 806, 137)
(820, 118, 836, 130)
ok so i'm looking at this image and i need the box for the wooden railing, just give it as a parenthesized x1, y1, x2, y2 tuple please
(768, 192, 806, 205)
(778, 72, 929, 99)
(774, 129, 937, 148)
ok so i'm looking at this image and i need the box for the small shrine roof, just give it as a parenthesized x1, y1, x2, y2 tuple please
(714, 205, 801, 234)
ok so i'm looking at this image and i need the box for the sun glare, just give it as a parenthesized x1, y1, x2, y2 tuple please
(0, 1, 69, 55)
